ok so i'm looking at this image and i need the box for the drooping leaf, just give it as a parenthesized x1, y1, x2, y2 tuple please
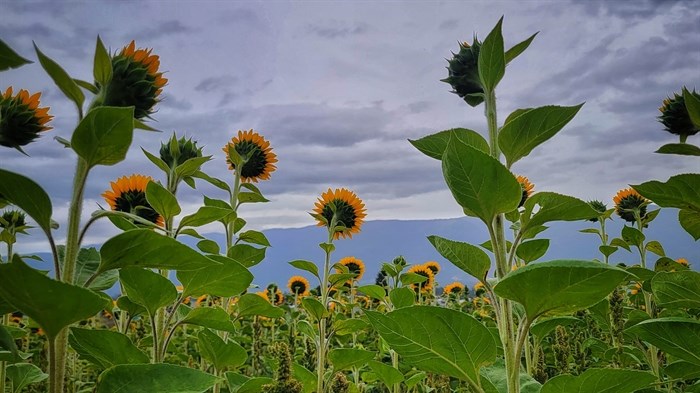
(301, 297, 327, 321)
(227, 244, 266, 267)
(679, 209, 700, 240)
(33, 42, 85, 115)
(655, 143, 700, 156)
(366, 306, 497, 386)
(177, 206, 234, 231)
(5, 363, 48, 393)
(409, 128, 489, 160)
(521, 192, 598, 236)
(146, 181, 181, 221)
(0, 169, 53, 233)
(368, 360, 404, 386)
(0, 257, 107, 340)
(237, 230, 270, 247)
(442, 136, 521, 224)
(632, 174, 700, 212)
(515, 239, 550, 263)
(69, 327, 148, 369)
(652, 270, 700, 309)
(499, 104, 583, 167)
(237, 293, 284, 318)
(478, 17, 505, 92)
(0, 38, 32, 70)
(494, 260, 629, 321)
(66, 246, 117, 291)
(358, 284, 386, 300)
(328, 348, 375, 371)
(292, 363, 316, 393)
(180, 306, 236, 332)
(198, 328, 247, 370)
(95, 364, 220, 393)
(98, 229, 219, 272)
(627, 317, 700, 366)
(0, 324, 20, 363)
(120, 267, 177, 316)
(428, 235, 491, 281)
(540, 368, 656, 393)
(177, 257, 252, 298)
(289, 260, 320, 280)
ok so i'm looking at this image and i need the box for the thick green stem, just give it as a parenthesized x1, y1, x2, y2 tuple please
(635, 216, 660, 378)
(317, 228, 334, 393)
(0, 314, 7, 393)
(48, 338, 58, 393)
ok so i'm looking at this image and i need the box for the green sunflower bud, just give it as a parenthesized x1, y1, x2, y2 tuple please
(0, 210, 27, 230)
(441, 38, 485, 107)
(587, 200, 607, 222)
(658, 89, 700, 141)
(102, 41, 167, 120)
(159, 134, 203, 168)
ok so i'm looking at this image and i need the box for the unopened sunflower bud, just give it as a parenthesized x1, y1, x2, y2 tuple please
(441, 38, 485, 107)
(658, 89, 700, 140)
(159, 134, 202, 168)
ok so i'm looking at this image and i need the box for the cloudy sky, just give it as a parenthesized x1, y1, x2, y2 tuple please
(1, 0, 699, 253)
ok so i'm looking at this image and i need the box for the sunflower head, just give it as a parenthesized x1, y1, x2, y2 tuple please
(102, 174, 164, 227)
(474, 281, 486, 296)
(337, 256, 365, 282)
(0, 210, 27, 230)
(160, 134, 203, 169)
(288, 276, 311, 297)
(658, 90, 700, 138)
(423, 261, 441, 275)
(407, 265, 434, 292)
(0, 87, 53, 151)
(195, 295, 208, 307)
(313, 188, 367, 240)
(613, 188, 648, 223)
(516, 175, 534, 208)
(266, 286, 285, 306)
(103, 41, 167, 119)
(676, 258, 689, 267)
(630, 282, 642, 296)
(441, 38, 485, 107)
(222, 129, 277, 183)
(587, 200, 608, 222)
(443, 282, 465, 297)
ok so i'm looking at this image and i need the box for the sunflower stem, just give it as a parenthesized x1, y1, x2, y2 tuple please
(317, 225, 335, 393)
(635, 213, 660, 379)
(0, 314, 7, 393)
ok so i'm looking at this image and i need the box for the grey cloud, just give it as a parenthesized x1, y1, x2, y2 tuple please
(160, 94, 193, 111)
(195, 76, 238, 92)
(128, 20, 196, 42)
(439, 19, 459, 31)
(577, 0, 674, 19)
(307, 22, 369, 39)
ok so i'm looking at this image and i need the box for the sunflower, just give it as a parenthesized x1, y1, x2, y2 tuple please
(658, 90, 700, 140)
(587, 200, 608, 222)
(268, 288, 285, 306)
(613, 188, 648, 223)
(441, 37, 485, 107)
(474, 281, 486, 296)
(103, 41, 167, 119)
(288, 276, 311, 297)
(313, 188, 367, 240)
(222, 129, 277, 183)
(443, 282, 465, 296)
(630, 282, 642, 296)
(102, 174, 164, 227)
(516, 175, 534, 208)
(676, 258, 689, 267)
(337, 256, 365, 282)
(0, 87, 53, 151)
(423, 261, 441, 276)
(160, 134, 203, 169)
(195, 295, 208, 307)
(356, 295, 371, 308)
(407, 265, 434, 292)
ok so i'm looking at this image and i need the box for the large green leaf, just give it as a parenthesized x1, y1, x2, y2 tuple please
(499, 104, 583, 167)
(0, 38, 32, 70)
(481, 360, 541, 393)
(0, 169, 53, 233)
(409, 128, 489, 160)
(69, 327, 148, 369)
(365, 306, 496, 386)
(198, 328, 247, 370)
(177, 206, 233, 231)
(146, 181, 181, 221)
(60, 246, 117, 291)
(328, 348, 375, 371)
(428, 235, 491, 281)
(530, 316, 579, 342)
(0, 257, 107, 340)
(71, 106, 135, 168)
(293, 363, 316, 393)
(515, 239, 550, 263)
(5, 363, 48, 393)
(494, 260, 629, 321)
(120, 267, 177, 316)
(679, 209, 700, 240)
(0, 324, 20, 363)
(627, 317, 700, 366)
(389, 287, 415, 308)
(540, 368, 655, 393)
(521, 192, 598, 236)
(237, 294, 284, 318)
(96, 364, 220, 393)
(442, 136, 521, 224)
(33, 42, 84, 115)
(177, 256, 252, 298)
(632, 174, 700, 212)
(98, 229, 219, 272)
(180, 306, 236, 332)
(478, 17, 505, 92)
(652, 271, 700, 309)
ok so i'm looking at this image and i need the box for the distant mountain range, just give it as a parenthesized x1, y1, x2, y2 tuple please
(28, 209, 697, 296)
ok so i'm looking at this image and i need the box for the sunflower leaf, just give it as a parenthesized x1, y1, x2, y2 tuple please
(540, 368, 655, 393)
(684, 87, 700, 128)
(409, 128, 488, 160)
(179, 306, 236, 332)
(146, 181, 181, 221)
(0, 169, 53, 234)
(237, 293, 284, 318)
(521, 192, 598, 237)
(655, 143, 700, 156)
(627, 318, 700, 366)
(632, 174, 700, 212)
(5, 363, 48, 392)
(365, 306, 497, 386)
(328, 348, 376, 371)
(69, 327, 148, 369)
(120, 267, 177, 317)
(177, 256, 252, 298)
(33, 42, 85, 117)
(289, 260, 320, 281)
(0, 39, 32, 70)
(71, 106, 135, 168)
(95, 364, 220, 393)
(652, 271, 700, 309)
(197, 328, 247, 370)
(679, 209, 700, 240)
(499, 104, 584, 168)
(428, 235, 491, 281)
(93, 35, 112, 86)
(478, 16, 505, 92)
(505, 32, 538, 64)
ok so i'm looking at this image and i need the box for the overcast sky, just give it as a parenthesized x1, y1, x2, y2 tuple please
(1, 0, 699, 253)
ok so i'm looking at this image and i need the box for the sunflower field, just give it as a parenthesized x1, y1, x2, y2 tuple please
(1, 17, 700, 393)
